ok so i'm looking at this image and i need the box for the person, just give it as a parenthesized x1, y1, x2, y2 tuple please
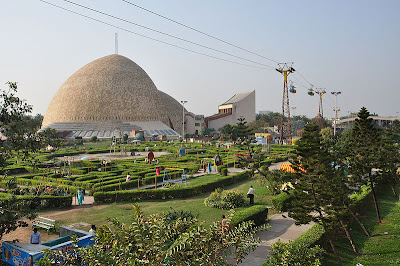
(89, 224, 96, 235)
(247, 185, 256, 205)
(221, 215, 230, 232)
(30, 227, 41, 244)
(77, 188, 84, 205)
(126, 173, 131, 182)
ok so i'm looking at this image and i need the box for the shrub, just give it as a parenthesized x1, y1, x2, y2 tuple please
(271, 192, 293, 211)
(90, 136, 97, 142)
(204, 188, 245, 209)
(263, 240, 324, 266)
(94, 171, 252, 203)
(231, 205, 269, 226)
(221, 168, 228, 176)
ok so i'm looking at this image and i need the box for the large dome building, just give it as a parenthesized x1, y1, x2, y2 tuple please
(41, 54, 183, 139)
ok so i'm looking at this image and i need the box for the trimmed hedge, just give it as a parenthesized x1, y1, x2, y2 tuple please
(0, 194, 73, 209)
(94, 171, 252, 203)
(231, 205, 269, 226)
(271, 192, 293, 212)
(292, 223, 325, 248)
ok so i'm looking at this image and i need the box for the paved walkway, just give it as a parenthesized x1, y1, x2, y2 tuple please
(227, 212, 314, 265)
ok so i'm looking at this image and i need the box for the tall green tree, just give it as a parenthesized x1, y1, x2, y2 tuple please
(236, 117, 250, 140)
(289, 123, 347, 265)
(346, 107, 383, 223)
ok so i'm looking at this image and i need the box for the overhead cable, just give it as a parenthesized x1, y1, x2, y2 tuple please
(60, 0, 275, 69)
(121, 0, 280, 64)
(38, 0, 272, 70)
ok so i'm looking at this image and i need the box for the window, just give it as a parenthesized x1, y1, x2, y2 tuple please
(195, 123, 200, 126)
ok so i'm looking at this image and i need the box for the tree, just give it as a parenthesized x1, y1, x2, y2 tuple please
(346, 107, 383, 223)
(289, 123, 348, 265)
(38, 204, 267, 265)
(236, 117, 250, 140)
(219, 124, 237, 140)
(0, 82, 48, 240)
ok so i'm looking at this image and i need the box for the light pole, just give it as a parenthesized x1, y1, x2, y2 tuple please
(331, 91, 341, 136)
(180, 100, 187, 137)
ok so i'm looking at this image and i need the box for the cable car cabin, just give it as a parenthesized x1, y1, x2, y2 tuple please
(289, 88, 296, 93)
(308, 91, 314, 96)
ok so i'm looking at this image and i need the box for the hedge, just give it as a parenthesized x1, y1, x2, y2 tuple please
(94, 171, 252, 203)
(271, 192, 293, 212)
(291, 223, 325, 248)
(0, 194, 73, 209)
(231, 205, 269, 226)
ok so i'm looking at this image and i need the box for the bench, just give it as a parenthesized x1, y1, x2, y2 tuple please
(33, 217, 56, 233)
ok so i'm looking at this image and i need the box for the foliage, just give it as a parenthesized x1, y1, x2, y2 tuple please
(258, 169, 293, 195)
(271, 192, 293, 212)
(345, 107, 384, 223)
(90, 136, 97, 142)
(231, 205, 269, 226)
(94, 171, 252, 203)
(38, 204, 267, 265)
(204, 188, 245, 209)
(221, 167, 228, 176)
(236, 116, 250, 139)
(220, 124, 238, 140)
(0, 195, 37, 240)
(263, 240, 324, 266)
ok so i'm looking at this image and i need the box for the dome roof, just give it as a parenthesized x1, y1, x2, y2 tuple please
(42, 54, 182, 132)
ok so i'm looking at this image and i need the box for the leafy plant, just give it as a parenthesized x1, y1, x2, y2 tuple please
(204, 188, 245, 209)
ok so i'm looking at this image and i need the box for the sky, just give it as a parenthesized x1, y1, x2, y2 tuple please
(1, 0, 400, 120)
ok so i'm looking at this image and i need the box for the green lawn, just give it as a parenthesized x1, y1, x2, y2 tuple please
(40, 178, 274, 232)
(323, 186, 400, 265)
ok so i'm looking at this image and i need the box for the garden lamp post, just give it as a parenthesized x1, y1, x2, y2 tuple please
(181, 100, 187, 137)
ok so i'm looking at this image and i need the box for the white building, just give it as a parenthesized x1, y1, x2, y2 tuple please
(205, 91, 255, 130)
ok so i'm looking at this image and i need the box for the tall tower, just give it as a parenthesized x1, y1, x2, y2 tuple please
(276, 63, 295, 145)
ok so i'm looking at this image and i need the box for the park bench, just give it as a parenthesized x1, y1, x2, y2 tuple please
(33, 217, 56, 233)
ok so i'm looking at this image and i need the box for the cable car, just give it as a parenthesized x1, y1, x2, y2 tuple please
(289, 88, 296, 93)
(308, 91, 314, 96)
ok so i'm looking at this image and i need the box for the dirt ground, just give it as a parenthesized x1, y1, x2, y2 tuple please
(1, 196, 95, 245)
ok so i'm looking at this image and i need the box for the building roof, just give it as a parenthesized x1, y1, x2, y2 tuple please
(222, 90, 254, 105)
(40, 121, 179, 139)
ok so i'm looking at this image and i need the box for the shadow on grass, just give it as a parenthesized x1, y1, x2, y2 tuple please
(322, 186, 400, 265)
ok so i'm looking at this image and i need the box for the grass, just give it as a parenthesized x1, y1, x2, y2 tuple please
(39, 178, 275, 232)
(322, 186, 400, 265)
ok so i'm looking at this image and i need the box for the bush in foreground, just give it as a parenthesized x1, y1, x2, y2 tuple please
(263, 240, 324, 266)
(38, 204, 267, 265)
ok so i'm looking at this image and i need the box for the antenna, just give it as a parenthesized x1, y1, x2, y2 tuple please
(115, 32, 118, 54)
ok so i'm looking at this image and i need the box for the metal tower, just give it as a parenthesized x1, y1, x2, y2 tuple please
(309, 88, 326, 118)
(276, 63, 295, 145)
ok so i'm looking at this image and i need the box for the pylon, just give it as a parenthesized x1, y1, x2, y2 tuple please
(276, 63, 295, 145)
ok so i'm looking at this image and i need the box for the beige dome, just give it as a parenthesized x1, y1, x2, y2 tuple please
(42, 54, 182, 132)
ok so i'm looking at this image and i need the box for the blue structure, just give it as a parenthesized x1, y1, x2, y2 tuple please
(162, 168, 187, 187)
(2, 226, 94, 266)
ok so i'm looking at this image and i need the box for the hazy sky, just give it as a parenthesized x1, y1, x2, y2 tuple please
(1, 0, 399, 119)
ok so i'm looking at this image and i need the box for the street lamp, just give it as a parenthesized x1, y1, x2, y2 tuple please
(331, 91, 341, 136)
(180, 100, 187, 137)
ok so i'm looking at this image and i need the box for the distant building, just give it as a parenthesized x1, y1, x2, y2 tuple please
(40, 54, 184, 140)
(185, 113, 205, 135)
(205, 91, 255, 130)
(336, 116, 398, 132)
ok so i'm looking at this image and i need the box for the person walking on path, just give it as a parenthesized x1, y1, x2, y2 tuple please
(247, 185, 256, 205)
(77, 188, 85, 205)
(30, 227, 41, 244)
(126, 173, 131, 182)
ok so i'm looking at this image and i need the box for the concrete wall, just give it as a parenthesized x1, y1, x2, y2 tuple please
(208, 91, 255, 130)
